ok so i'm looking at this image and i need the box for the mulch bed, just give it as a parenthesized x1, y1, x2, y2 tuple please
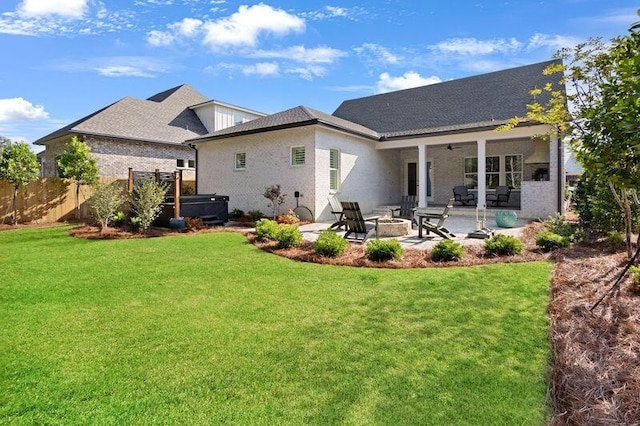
(4, 220, 640, 422)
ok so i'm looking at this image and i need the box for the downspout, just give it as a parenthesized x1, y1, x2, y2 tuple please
(556, 130, 565, 214)
(188, 143, 198, 194)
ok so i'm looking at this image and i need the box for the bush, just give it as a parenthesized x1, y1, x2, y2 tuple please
(130, 179, 167, 232)
(431, 239, 465, 262)
(276, 209, 300, 225)
(130, 216, 142, 231)
(255, 218, 279, 241)
(366, 239, 403, 262)
(535, 231, 570, 252)
(230, 208, 245, 219)
(276, 224, 302, 249)
(630, 265, 640, 286)
(112, 211, 126, 227)
(263, 184, 286, 218)
(485, 234, 523, 257)
(314, 230, 348, 257)
(605, 232, 624, 246)
(88, 182, 127, 230)
(248, 209, 263, 221)
(544, 213, 574, 239)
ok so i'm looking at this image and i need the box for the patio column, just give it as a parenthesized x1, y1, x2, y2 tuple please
(418, 144, 427, 208)
(477, 139, 486, 209)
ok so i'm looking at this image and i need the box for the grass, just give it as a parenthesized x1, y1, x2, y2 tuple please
(0, 226, 552, 425)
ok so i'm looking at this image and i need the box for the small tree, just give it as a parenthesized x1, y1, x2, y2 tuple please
(130, 179, 167, 232)
(88, 181, 127, 232)
(56, 136, 99, 219)
(0, 141, 40, 224)
(263, 184, 286, 219)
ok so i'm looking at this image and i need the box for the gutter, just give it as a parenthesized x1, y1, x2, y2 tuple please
(188, 143, 198, 194)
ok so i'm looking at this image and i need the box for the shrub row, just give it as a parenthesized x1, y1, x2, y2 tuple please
(255, 219, 302, 249)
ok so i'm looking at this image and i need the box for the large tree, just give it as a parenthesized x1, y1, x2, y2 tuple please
(0, 141, 40, 224)
(56, 136, 99, 219)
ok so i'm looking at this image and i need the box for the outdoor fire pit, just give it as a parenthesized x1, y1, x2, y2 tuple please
(376, 217, 412, 237)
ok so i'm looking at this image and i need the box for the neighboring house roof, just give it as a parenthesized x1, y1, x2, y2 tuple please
(35, 84, 209, 146)
(332, 60, 561, 138)
(188, 105, 380, 143)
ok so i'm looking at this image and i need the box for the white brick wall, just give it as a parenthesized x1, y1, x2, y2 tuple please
(197, 126, 317, 218)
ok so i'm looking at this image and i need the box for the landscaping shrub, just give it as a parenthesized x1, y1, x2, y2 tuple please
(130, 179, 167, 232)
(535, 231, 570, 252)
(431, 239, 465, 262)
(485, 234, 523, 257)
(255, 218, 279, 241)
(263, 184, 286, 218)
(88, 181, 127, 230)
(276, 224, 302, 249)
(185, 217, 206, 231)
(130, 216, 142, 231)
(630, 265, 640, 289)
(276, 209, 300, 225)
(230, 208, 245, 219)
(248, 209, 264, 221)
(313, 230, 348, 257)
(366, 239, 403, 262)
(112, 211, 126, 227)
(544, 213, 575, 239)
(605, 231, 624, 246)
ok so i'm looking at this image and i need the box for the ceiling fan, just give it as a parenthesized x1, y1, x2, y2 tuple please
(446, 144, 462, 151)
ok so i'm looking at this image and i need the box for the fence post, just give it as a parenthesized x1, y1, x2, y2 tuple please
(174, 171, 181, 218)
(128, 168, 134, 193)
(155, 169, 160, 185)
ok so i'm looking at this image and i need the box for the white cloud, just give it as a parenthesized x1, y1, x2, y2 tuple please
(241, 62, 280, 76)
(250, 45, 347, 64)
(286, 65, 328, 81)
(429, 37, 522, 55)
(147, 29, 175, 46)
(202, 3, 305, 49)
(170, 17, 203, 36)
(94, 66, 156, 78)
(527, 33, 582, 51)
(376, 71, 441, 93)
(354, 43, 402, 65)
(302, 5, 363, 21)
(0, 98, 49, 121)
(17, 0, 88, 19)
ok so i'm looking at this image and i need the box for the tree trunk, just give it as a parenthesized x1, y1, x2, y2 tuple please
(11, 185, 18, 224)
(608, 180, 632, 257)
(75, 182, 80, 220)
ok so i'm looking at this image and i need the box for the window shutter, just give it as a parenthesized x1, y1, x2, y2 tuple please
(329, 149, 339, 190)
(291, 146, 305, 166)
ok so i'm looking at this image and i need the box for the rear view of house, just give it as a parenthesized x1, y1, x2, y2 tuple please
(190, 60, 565, 220)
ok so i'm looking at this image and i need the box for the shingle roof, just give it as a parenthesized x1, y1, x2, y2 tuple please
(332, 60, 561, 137)
(188, 105, 380, 142)
(35, 84, 209, 145)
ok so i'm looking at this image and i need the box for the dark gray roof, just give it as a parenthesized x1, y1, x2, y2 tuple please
(189, 105, 380, 142)
(35, 84, 209, 145)
(333, 60, 561, 137)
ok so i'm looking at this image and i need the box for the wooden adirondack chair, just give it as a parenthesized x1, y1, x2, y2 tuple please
(341, 201, 380, 243)
(392, 195, 418, 228)
(328, 195, 345, 230)
(417, 198, 456, 239)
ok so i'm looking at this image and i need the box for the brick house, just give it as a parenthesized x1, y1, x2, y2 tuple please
(189, 60, 565, 220)
(35, 84, 264, 179)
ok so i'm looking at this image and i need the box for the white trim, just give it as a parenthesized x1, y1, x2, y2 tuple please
(290, 145, 306, 166)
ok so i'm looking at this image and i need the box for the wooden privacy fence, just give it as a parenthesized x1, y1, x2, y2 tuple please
(0, 178, 196, 224)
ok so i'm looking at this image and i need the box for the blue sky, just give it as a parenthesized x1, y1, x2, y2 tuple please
(0, 0, 637, 151)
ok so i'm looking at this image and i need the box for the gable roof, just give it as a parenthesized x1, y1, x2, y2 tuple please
(188, 105, 380, 143)
(35, 84, 209, 146)
(332, 60, 561, 138)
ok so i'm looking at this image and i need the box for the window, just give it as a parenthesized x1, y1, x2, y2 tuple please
(176, 159, 185, 168)
(188, 159, 196, 169)
(329, 149, 340, 191)
(235, 152, 246, 170)
(463, 155, 521, 189)
(291, 146, 305, 166)
(505, 155, 522, 188)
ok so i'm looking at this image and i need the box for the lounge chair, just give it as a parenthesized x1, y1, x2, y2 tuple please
(392, 195, 418, 228)
(328, 195, 345, 230)
(416, 198, 456, 239)
(486, 185, 512, 207)
(453, 185, 476, 206)
(341, 201, 380, 243)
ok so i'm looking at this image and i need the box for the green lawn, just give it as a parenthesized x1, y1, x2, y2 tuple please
(0, 226, 552, 425)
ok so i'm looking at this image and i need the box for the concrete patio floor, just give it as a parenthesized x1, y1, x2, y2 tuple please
(297, 215, 529, 250)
